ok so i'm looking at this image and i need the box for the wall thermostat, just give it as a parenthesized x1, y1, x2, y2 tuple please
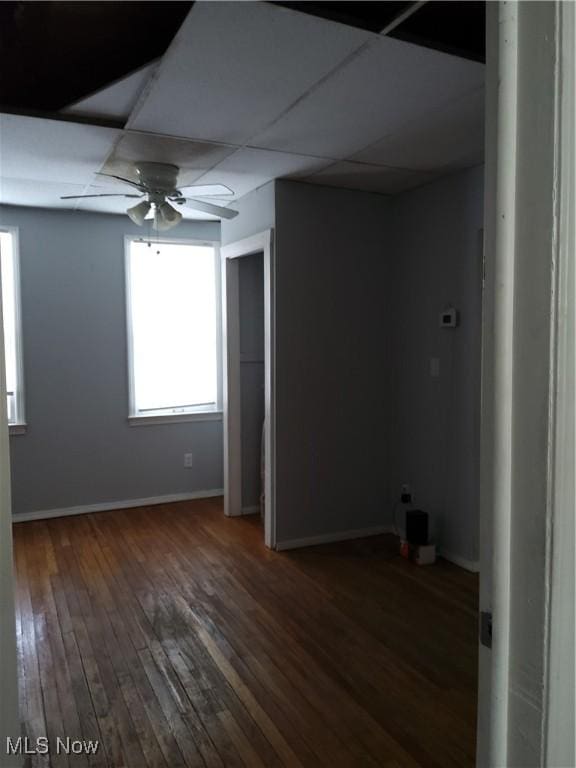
(440, 308, 458, 328)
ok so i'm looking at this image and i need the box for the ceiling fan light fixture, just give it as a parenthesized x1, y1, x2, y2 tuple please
(127, 199, 151, 226)
(153, 201, 182, 231)
(64, 163, 238, 227)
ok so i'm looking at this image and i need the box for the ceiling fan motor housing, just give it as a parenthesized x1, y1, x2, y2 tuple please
(135, 162, 179, 194)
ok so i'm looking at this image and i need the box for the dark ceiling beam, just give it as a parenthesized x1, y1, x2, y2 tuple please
(272, 1, 485, 63)
(273, 3, 414, 34)
(0, 2, 193, 113)
(0, 106, 125, 131)
(379, 1, 427, 36)
(388, 2, 486, 63)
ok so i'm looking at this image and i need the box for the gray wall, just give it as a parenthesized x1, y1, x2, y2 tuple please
(221, 182, 275, 245)
(238, 253, 265, 510)
(270, 171, 483, 562)
(274, 181, 393, 543)
(1, 205, 223, 516)
(389, 166, 484, 564)
(4, 168, 483, 566)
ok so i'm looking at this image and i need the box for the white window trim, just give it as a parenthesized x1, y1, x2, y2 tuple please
(1, 227, 26, 435)
(124, 235, 223, 425)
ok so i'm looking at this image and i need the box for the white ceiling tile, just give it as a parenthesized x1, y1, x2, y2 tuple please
(101, 131, 237, 187)
(128, 1, 372, 144)
(69, 196, 143, 216)
(0, 178, 89, 210)
(252, 36, 484, 159)
(62, 63, 157, 121)
(352, 87, 485, 171)
(0, 114, 120, 185)
(303, 161, 435, 195)
(192, 147, 331, 200)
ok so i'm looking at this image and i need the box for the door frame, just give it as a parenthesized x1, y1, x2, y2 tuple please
(478, 2, 575, 765)
(221, 230, 276, 549)
(0, 242, 22, 765)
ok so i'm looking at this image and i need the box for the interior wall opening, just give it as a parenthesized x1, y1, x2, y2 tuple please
(238, 251, 265, 522)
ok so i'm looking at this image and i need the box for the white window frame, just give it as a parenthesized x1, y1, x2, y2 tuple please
(0, 227, 26, 435)
(124, 235, 223, 426)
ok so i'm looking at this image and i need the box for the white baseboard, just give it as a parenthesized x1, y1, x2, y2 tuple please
(275, 524, 394, 551)
(439, 549, 480, 573)
(13, 489, 224, 523)
(275, 526, 480, 573)
(241, 505, 261, 516)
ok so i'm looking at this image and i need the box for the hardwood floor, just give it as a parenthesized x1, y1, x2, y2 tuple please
(13, 499, 478, 768)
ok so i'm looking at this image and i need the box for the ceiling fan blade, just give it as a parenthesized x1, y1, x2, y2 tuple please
(95, 172, 147, 191)
(60, 193, 143, 200)
(177, 184, 234, 197)
(184, 198, 239, 219)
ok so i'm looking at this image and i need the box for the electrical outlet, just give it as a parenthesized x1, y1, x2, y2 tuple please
(401, 484, 412, 503)
(184, 453, 194, 468)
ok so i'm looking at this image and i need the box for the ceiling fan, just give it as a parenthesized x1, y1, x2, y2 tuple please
(60, 162, 239, 230)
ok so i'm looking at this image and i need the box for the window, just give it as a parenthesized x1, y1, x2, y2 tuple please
(0, 229, 25, 430)
(126, 238, 221, 423)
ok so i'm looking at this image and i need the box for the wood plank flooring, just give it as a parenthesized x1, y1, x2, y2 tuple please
(13, 498, 478, 768)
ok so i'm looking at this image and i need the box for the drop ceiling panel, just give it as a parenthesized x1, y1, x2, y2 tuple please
(128, 1, 372, 144)
(192, 147, 331, 200)
(0, 114, 120, 185)
(101, 131, 237, 187)
(252, 36, 484, 159)
(352, 87, 485, 171)
(0, 178, 89, 210)
(63, 63, 157, 121)
(303, 161, 434, 195)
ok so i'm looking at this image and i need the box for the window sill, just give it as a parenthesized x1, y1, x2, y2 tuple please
(128, 411, 223, 426)
(9, 423, 27, 435)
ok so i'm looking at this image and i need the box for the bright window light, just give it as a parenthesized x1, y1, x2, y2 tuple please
(0, 230, 24, 426)
(126, 239, 220, 418)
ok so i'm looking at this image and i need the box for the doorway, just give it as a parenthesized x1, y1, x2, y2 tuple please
(238, 251, 265, 517)
(221, 230, 276, 548)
